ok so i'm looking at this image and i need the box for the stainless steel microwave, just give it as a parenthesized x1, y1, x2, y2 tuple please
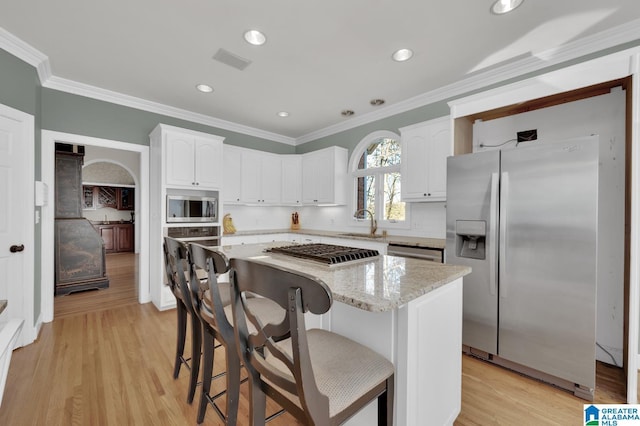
(166, 195, 218, 223)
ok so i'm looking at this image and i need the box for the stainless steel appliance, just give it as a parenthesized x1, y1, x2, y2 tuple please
(446, 136, 599, 399)
(267, 243, 379, 265)
(387, 244, 443, 263)
(166, 226, 220, 247)
(166, 195, 218, 223)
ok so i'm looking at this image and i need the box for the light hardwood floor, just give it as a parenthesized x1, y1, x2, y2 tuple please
(0, 253, 627, 425)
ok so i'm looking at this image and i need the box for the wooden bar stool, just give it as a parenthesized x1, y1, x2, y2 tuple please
(163, 237, 201, 404)
(188, 243, 286, 425)
(229, 258, 395, 426)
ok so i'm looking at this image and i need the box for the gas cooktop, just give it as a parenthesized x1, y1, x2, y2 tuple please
(266, 243, 379, 265)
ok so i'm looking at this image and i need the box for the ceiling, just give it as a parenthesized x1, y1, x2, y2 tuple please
(2, 0, 640, 144)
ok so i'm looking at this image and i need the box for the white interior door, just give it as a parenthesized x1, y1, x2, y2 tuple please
(0, 103, 34, 348)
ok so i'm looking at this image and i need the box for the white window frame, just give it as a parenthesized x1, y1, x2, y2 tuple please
(349, 130, 410, 230)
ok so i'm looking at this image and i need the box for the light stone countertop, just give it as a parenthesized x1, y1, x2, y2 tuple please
(223, 228, 446, 250)
(214, 242, 470, 313)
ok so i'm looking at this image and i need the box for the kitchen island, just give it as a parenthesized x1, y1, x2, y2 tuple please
(213, 242, 471, 425)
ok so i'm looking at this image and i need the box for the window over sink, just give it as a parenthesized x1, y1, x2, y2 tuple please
(350, 130, 408, 228)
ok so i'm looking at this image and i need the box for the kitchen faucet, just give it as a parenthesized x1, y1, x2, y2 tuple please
(353, 209, 377, 237)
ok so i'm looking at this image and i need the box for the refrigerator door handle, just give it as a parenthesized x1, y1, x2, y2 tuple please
(499, 171, 509, 298)
(489, 172, 499, 296)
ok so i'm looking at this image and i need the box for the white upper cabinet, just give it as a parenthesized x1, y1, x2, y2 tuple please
(301, 146, 348, 205)
(194, 138, 224, 189)
(224, 145, 283, 205)
(281, 155, 302, 205)
(163, 128, 224, 190)
(222, 144, 346, 206)
(400, 117, 451, 202)
(260, 154, 282, 204)
(241, 150, 282, 204)
(223, 144, 243, 204)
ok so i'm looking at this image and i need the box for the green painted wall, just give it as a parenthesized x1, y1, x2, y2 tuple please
(41, 89, 295, 154)
(0, 49, 39, 115)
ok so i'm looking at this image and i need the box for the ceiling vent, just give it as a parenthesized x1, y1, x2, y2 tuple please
(213, 48, 252, 71)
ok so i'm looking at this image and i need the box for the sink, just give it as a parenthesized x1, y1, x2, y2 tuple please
(338, 232, 386, 239)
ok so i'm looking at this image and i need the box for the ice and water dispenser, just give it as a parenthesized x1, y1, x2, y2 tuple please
(455, 220, 486, 260)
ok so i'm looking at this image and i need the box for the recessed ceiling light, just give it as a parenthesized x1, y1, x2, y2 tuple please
(277, 111, 289, 117)
(341, 110, 355, 117)
(490, 0, 524, 15)
(196, 84, 213, 93)
(392, 48, 413, 62)
(370, 99, 385, 106)
(244, 30, 266, 46)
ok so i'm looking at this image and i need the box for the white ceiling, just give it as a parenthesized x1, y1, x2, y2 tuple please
(2, 0, 640, 144)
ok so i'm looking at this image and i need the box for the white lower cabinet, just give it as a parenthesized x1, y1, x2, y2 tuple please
(256, 234, 287, 243)
(306, 279, 463, 425)
(221, 235, 258, 245)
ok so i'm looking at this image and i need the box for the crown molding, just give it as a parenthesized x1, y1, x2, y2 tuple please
(0, 26, 51, 82)
(42, 76, 296, 146)
(0, 26, 295, 146)
(296, 18, 640, 145)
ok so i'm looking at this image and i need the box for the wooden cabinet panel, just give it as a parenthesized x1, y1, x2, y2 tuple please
(83, 186, 134, 211)
(100, 226, 116, 252)
(83, 185, 96, 209)
(116, 225, 134, 252)
(117, 188, 134, 210)
(96, 223, 134, 253)
(97, 186, 117, 209)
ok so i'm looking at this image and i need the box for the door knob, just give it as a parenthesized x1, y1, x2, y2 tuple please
(10, 244, 24, 253)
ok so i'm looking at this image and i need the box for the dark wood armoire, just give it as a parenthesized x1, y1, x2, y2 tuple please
(54, 145, 109, 295)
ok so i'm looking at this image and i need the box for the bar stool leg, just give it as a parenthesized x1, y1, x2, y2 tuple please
(187, 314, 202, 403)
(174, 301, 187, 379)
(197, 328, 215, 424)
(225, 345, 241, 425)
(249, 375, 267, 426)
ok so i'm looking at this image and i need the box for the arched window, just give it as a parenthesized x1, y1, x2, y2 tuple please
(350, 131, 407, 226)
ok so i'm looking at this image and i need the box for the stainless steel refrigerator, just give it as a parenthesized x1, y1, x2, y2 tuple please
(446, 136, 598, 399)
